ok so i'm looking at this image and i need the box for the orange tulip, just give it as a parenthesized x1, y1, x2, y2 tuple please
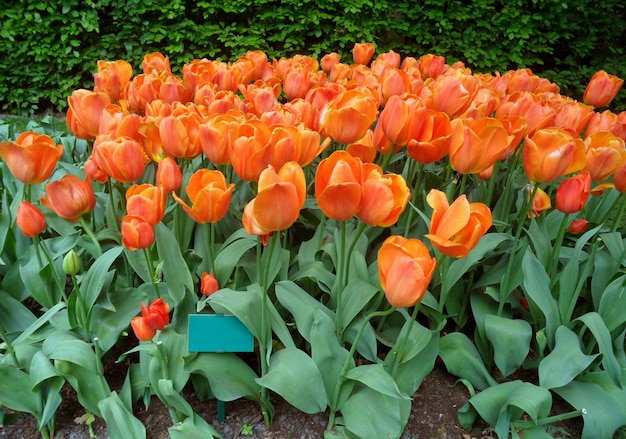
(0, 131, 63, 184)
(172, 169, 234, 224)
(553, 101, 594, 136)
(567, 219, 588, 234)
(200, 272, 219, 296)
(494, 91, 556, 135)
(159, 113, 202, 159)
(131, 297, 170, 341)
(156, 157, 182, 194)
(448, 117, 511, 174)
(142, 52, 171, 75)
(377, 94, 427, 146)
(40, 175, 96, 222)
(229, 119, 273, 181)
(99, 103, 143, 142)
(16, 201, 46, 238)
(425, 189, 492, 258)
(315, 150, 363, 221)
(84, 156, 108, 184)
(125, 74, 161, 113)
(405, 109, 452, 164)
(377, 235, 437, 308)
(583, 70, 624, 108)
(613, 162, 626, 193)
(429, 69, 477, 118)
(321, 52, 341, 73)
(523, 128, 586, 183)
(126, 184, 165, 226)
(527, 185, 551, 218)
(353, 43, 376, 65)
(199, 112, 244, 165)
(379, 68, 412, 106)
(322, 89, 379, 145)
(130, 315, 157, 341)
(357, 163, 411, 227)
(583, 132, 626, 181)
(94, 60, 133, 102)
(556, 171, 591, 214)
(121, 215, 155, 250)
(585, 109, 624, 138)
(66, 89, 111, 139)
(92, 135, 147, 183)
(283, 63, 312, 100)
(346, 130, 378, 163)
(417, 54, 447, 79)
(243, 162, 306, 234)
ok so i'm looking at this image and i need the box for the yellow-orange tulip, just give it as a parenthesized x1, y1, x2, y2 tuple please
(16, 201, 46, 238)
(322, 89, 378, 145)
(353, 43, 375, 65)
(94, 60, 133, 102)
(583, 132, 626, 181)
(527, 185, 551, 218)
(377, 94, 427, 146)
(92, 135, 147, 183)
(377, 235, 436, 308)
(66, 89, 111, 140)
(448, 117, 511, 174)
(425, 189, 492, 258)
(243, 162, 306, 234)
(583, 70, 624, 108)
(523, 127, 586, 183)
(126, 184, 165, 226)
(121, 215, 155, 251)
(405, 109, 452, 164)
(172, 169, 234, 224)
(346, 130, 378, 163)
(555, 171, 591, 214)
(229, 120, 273, 181)
(0, 131, 63, 184)
(315, 150, 363, 221)
(40, 175, 96, 222)
(357, 163, 410, 227)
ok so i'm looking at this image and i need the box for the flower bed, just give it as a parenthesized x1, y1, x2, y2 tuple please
(0, 44, 625, 439)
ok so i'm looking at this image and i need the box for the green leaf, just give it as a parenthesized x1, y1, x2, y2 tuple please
(439, 332, 497, 391)
(156, 223, 194, 303)
(156, 379, 194, 418)
(344, 364, 409, 400)
(575, 312, 622, 388)
(213, 232, 256, 287)
(485, 315, 532, 378)
(538, 326, 598, 389)
(0, 292, 36, 335)
(256, 347, 327, 414)
(597, 274, 626, 331)
(185, 352, 261, 401)
(80, 245, 123, 310)
(19, 257, 62, 309)
(338, 278, 379, 334)
(98, 392, 146, 439)
(389, 331, 439, 396)
(0, 365, 41, 415)
(168, 415, 221, 439)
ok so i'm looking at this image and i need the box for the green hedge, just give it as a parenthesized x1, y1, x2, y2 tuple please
(1, 0, 625, 114)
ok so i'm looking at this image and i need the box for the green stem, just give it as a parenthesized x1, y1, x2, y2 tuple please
(379, 148, 395, 172)
(611, 193, 626, 233)
(404, 162, 424, 238)
(143, 247, 161, 299)
(436, 253, 450, 314)
(207, 222, 216, 275)
(390, 304, 420, 376)
(537, 408, 586, 425)
(36, 236, 68, 302)
(335, 221, 347, 338)
(78, 217, 102, 258)
(343, 221, 367, 287)
(457, 172, 468, 199)
(0, 320, 20, 368)
(92, 337, 105, 376)
(484, 160, 501, 208)
(107, 180, 120, 233)
(564, 233, 600, 323)
(549, 213, 570, 282)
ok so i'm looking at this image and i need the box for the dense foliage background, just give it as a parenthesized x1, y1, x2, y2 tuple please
(1, 0, 625, 114)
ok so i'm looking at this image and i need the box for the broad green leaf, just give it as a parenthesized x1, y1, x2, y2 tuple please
(389, 331, 439, 395)
(392, 318, 432, 366)
(555, 380, 626, 439)
(344, 364, 409, 400)
(213, 233, 256, 288)
(157, 379, 194, 418)
(539, 326, 597, 389)
(80, 245, 123, 310)
(13, 302, 66, 344)
(19, 258, 63, 309)
(575, 312, 622, 388)
(185, 352, 261, 401)
(343, 314, 378, 362)
(0, 292, 36, 335)
(29, 351, 59, 390)
(256, 347, 327, 414)
(439, 332, 497, 391)
(42, 332, 98, 371)
(485, 315, 532, 378)
(156, 223, 194, 303)
(597, 274, 626, 331)
(338, 278, 379, 334)
(341, 385, 411, 439)
(290, 261, 335, 293)
(153, 328, 189, 393)
(0, 365, 41, 415)
(123, 247, 152, 284)
(98, 392, 146, 439)
(168, 415, 221, 439)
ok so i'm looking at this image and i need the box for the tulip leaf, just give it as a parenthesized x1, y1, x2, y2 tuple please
(19, 257, 63, 309)
(98, 391, 146, 439)
(485, 315, 532, 378)
(575, 312, 621, 388)
(123, 247, 152, 284)
(439, 332, 497, 391)
(0, 292, 36, 335)
(341, 385, 411, 439)
(391, 318, 433, 366)
(554, 379, 626, 439)
(168, 415, 221, 439)
(290, 261, 335, 294)
(344, 314, 378, 362)
(0, 365, 41, 415)
(256, 347, 327, 414)
(213, 233, 256, 288)
(155, 223, 194, 304)
(344, 364, 410, 400)
(157, 379, 194, 418)
(80, 245, 124, 311)
(338, 278, 379, 334)
(29, 352, 64, 430)
(185, 352, 261, 402)
(597, 274, 626, 331)
(538, 326, 598, 389)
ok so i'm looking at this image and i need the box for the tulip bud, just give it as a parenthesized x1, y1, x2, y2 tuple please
(62, 250, 81, 275)
(200, 272, 219, 296)
(16, 201, 46, 238)
(567, 219, 589, 234)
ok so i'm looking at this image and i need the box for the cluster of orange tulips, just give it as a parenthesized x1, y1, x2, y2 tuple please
(1, 42, 625, 318)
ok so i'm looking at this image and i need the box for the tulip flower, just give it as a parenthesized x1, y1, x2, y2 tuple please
(121, 215, 155, 250)
(130, 298, 170, 341)
(0, 131, 64, 184)
(126, 184, 165, 226)
(130, 314, 157, 341)
(40, 175, 96, 222)
(92, 134, 147, 183)
(346, 130, 378, 163)
(242, 162, 306, 234)
(614, 162, 626, 193)
(425, 189, 492, 258)
(377, 235, 437, 308)
(523, 127, 586, 184)
(229, 119, 273, 181)
(322, 89, 378, 145)
(84, 156, 108, 184)
(583, 70, 624, 108)
(315, 150, 363, 221)
(159, 113, 202, 159)
(156, 157, 182, 194)
(94, 59, 133, 102)
(66, 89, 111, 140)
(553, 101, 594, 136)
(172, 169, 234, 224)
(494, 91, 555, 135)
(583, 132, 626, 181)
(417, 53, 447, 79)
(353, 43, 376, 65)
(405, 109, 452, 164)
(16, 201, 46, 238)
(448, 117, 511, 174)
(567, 219, 589, 234)
(142, 52, 171, 75)
(357, 163, 411, 227)
(377, 94, 427, 147)
(429, 69, 478, 118)
(199, 112, 242, 165)
(527, 185, 551, 218)
(320, 52, 341, 73)
(555, 171, 591, 214)
(200, 272, 219, 296)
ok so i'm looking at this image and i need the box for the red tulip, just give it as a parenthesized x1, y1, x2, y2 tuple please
(567, 219, 589, 234)
(555, 171, 591, 214)
(200, 272, 219, 296)
(16, 201, 46, 238)
(40, 175, 96, 222)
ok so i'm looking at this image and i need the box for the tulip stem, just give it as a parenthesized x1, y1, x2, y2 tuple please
(390, 304, 420, 377)
(379, 149, 395, 172)
(0, 320, 20, 368)
(549, 213, 570, 283)
(78, 217, 102, 258)
(404, 162, 424, 238)
(343, 221, 367, 287)
(335, 221, 348, 338)
(484, 160, 501, 208)
(611, 193, 626, 234)
(36, 236, 68, 302)
(143, 247, 160, 299)
(206, 222, 216, 275)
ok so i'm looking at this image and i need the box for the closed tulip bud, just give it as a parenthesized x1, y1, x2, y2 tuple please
(0, 132, 64, 184)
(555, 171, 591, 214)
(315, 150, 363, 221)
(172, 169, 234, 224)
(16, 201, 46, 238)
(156, 157, 182, 193)
(40, 175, 96, 222)
(567, 219, 589, 234)
(321, 52, 341, 73)
(200, 272, 219, 296)
(121, 215, 155, 250)
(378, 235, 436, 308)
(126, 184, 165, 226)
(425, 189, 492, 258)
(583, 70, 624, 108)
(62, 250, 81, 275)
